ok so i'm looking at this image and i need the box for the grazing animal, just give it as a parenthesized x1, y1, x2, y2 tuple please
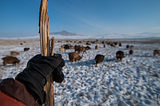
(2, 56, 20, 66)
(59, 46, 66, 52)
(70, 46, 74, 49)
(10, 51, 20, 55)
(75, 45, 81, 52)
(68, 52, 82, 62)
(126, 45, 129, 49)
(116, 51, 124, 61)
(95, 54, 105, 66)
(103, 45, 106, 48)
(20, 43, 23, 45)
(95, 44, 99, 49)
(85, 46, 91, 50)
(86, 42, 91, 45)
(77, 47, 86, 53)
(129, 50, 134, 55)
(102, 41, 105, 44)
(24, 48, 30, 51)
(114, 42, 118, 45)
(153, 50, 160, 56)
(130, 45, 134, 50)
(64, 44, 70, 49)
(119, 42, 122, 46)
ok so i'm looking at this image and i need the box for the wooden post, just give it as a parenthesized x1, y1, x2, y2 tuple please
(51, 37, 55, 56)
(39, 0, 54, 106)
(39, 0, 49, 56)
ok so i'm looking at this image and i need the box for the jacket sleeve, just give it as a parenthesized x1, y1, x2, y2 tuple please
(0, 78, 39, 106)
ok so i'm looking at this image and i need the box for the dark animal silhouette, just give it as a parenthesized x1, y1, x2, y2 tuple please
(116, 51, 124, 61)
(153, 50, 160, 56)
(119, 42, 122, 46)
(74, 45, 81, 52)
(24, 48, 30, 51)
(85, 46, 91, 50)
(95, 54, 105, 66)
(129, 50, 134, 55)
(64, 44, 70, 49)
(126, 45, 129, 49)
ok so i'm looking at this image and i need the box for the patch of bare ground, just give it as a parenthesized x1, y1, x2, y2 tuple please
(1, 38, 160, 45)
(56, 39, 160, 44)
(118, 39, 160, 44)
(0, 39, 40, 46)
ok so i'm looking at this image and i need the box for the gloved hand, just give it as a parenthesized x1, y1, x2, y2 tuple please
(15, 54, 65, 105)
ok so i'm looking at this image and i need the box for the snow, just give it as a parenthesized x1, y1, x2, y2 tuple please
(0, 39, 160, 106)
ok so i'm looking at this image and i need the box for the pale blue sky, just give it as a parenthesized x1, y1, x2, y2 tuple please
(0, 0, 160, 38)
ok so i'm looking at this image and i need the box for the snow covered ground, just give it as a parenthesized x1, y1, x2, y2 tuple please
(0, 39, 160, 106)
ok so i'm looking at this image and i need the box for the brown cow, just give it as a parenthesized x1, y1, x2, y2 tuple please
(70, 46, 74, 49)
(59, 46, 66, 52)
(116, 51, 124, 61)
(2, 56, 20, 66)
(95, 44, 99, 49)
(68, 52, 82, 62)
(95, 54, 105, 66)
(129, 50, 134, 55)
(103, 45, 106, 48)
(74, 45, 81, 52)
(10, 51, 20, 55)
(153, 50, 160, 56)
(77, 47, 86, 53)
(24, 48, 30, 51)
(130, 45, 134, 50)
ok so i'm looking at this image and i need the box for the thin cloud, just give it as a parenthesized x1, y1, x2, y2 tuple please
(153, 27, 160, 30)
(49, 1, 110, 33)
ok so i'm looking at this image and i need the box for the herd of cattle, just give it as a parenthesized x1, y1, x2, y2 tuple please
(1, 40, 160, 67)
(58, 40, 160, 66)
(59, 41, 135, 66)
(1, 47, 30, 66)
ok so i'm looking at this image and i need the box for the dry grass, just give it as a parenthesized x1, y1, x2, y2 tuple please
(0, 39, 40, 46)
(56, 39, 160, 44)
(0, 39, 159, 46)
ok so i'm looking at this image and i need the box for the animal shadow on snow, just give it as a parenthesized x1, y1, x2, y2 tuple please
(133, 55, 153, 58)
(105, 58, 117, 62)
(67, 59, 95, 66)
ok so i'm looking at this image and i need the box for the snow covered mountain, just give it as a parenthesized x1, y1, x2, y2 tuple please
(50, 30, 82, 36)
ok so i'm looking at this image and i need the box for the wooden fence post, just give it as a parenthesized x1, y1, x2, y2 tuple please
(39, 0, 54, 106)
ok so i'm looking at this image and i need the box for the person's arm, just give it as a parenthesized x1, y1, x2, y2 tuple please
(15, 54, 65, 105)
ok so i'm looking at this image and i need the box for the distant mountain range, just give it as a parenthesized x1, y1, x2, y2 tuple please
(50, 30, 83, 36)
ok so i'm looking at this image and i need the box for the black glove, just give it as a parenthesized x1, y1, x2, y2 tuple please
(15, 54, 65, 105)
(53, 59, 65, 83)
